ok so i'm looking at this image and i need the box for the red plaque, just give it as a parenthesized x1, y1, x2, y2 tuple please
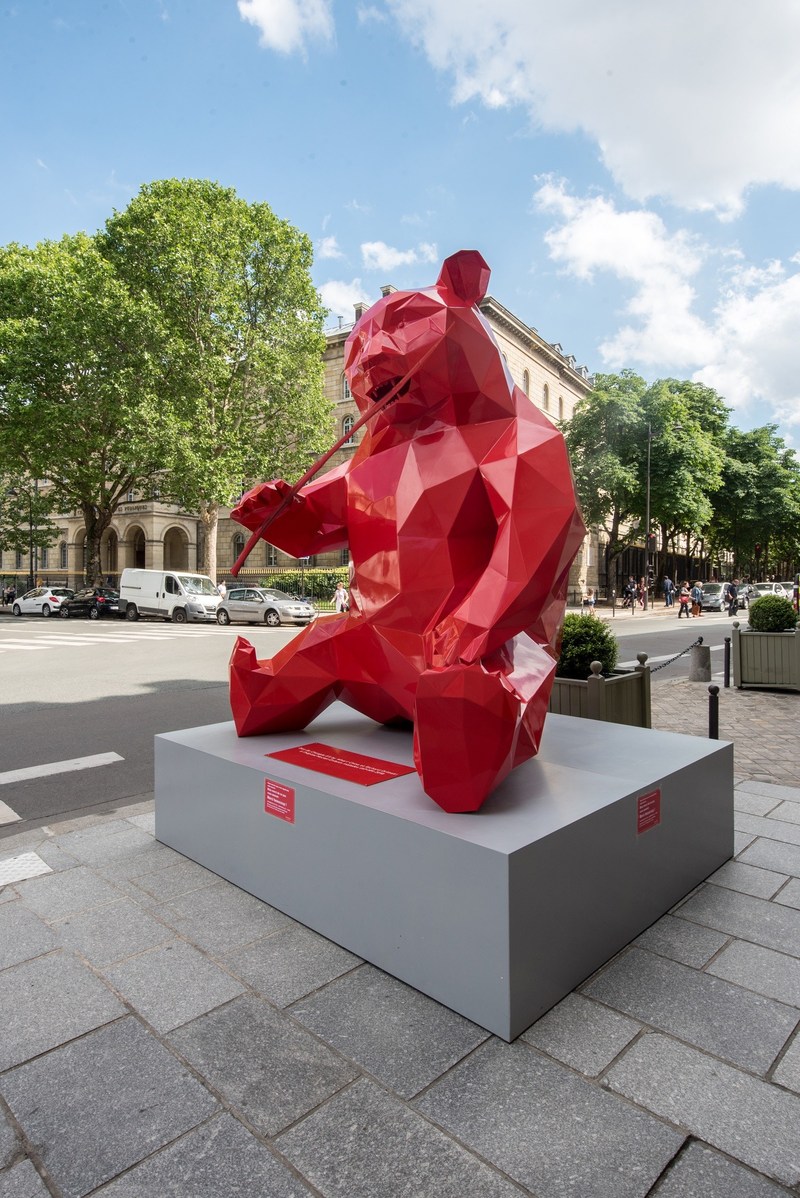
(266, 742, 417, 787)
(264, 779, 295, 822)
(637, 788, 661, 834)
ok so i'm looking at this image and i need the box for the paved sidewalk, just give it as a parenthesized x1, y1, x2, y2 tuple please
(2, 683, 800, 1196)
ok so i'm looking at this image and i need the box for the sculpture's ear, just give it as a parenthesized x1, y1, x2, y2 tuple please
(436, 250, 491, 306)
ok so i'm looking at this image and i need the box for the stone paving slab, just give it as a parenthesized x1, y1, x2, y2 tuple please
(0, 951, 125, 1071)
(0, 1017, 218, 1198)
(633, 912, 730, 968)
(676, 883, 800, 956)
(709, 859, 788, 899)
(0, 902, 56, 970)
(102, 939, 245, 1033)
(606, 1032, 800, 1187)
(276, 1077, 527, 1198)
(775, 877, 800, 910)
(224, 922, 362, 1007)
(167, 995, 358, 1136)
(95, 1113, 314, 1198)
(289, 964, 489, 1100)
(582, 946, 797, 1074)
(415, 1039, 684, 1198)
(650, 1140, 794, 1197)
(0, 1158, 51, 1197)
(706, 940, 800, 1008)
(519, 993, 640, 1076)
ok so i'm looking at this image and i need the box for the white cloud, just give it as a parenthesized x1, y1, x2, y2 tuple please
(319, 278, 373, 320)
(387, 0, 800, 216)
(535, 179, 800, 426)
(357, 4, 387, 22)
(237, 0, 333, 55)
(361, 240, 438, 271)
(317, 234, 344, 259)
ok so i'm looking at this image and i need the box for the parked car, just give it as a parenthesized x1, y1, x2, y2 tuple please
(216, 586, 316, 627)
(699, 583, 726, 611)
(59, 586, 121, 619)
(739, 584, 760, 608)
(11, 586, 74, 617)
(752, 581, 792, 600)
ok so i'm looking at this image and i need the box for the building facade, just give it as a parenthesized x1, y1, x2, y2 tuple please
(2, 287, 598, 599)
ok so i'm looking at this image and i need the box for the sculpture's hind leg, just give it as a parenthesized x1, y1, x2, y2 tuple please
(412, 635, 555, 813)
(229, 622, 343, 736)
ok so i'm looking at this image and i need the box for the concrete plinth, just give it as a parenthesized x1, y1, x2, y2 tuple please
(155, 707, 733, 1040)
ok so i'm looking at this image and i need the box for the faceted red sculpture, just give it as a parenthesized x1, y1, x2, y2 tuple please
(229, 250, 586, 812)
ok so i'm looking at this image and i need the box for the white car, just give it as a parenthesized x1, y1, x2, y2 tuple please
(753, 582, 792, 599)
(12, 586, 75, 617)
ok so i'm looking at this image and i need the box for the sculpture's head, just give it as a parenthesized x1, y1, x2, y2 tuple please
(344, 250, 509, 429)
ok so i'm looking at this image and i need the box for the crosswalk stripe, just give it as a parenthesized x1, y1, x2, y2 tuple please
(0, 752, 124, 785)
(0, 799, 22, 825)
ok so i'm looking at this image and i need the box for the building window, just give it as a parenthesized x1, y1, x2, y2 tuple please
(232, 533, 245, 564)
(16, 551, 23, 570)
(267, 543, 278, 567)
(127, 491, 135, 502)
(558, 395, 564, 420)
(522, 370, 530, 396)
(343, 415, 355, 444)
(60, 541, 68, 569)
(543, 384, 550, 411)
(342, 374, 351, 401)
(40, 547, 48, 569)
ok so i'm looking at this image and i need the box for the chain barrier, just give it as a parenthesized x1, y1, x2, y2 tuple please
(649, 636, 704, 674)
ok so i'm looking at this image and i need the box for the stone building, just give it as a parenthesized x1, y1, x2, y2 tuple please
(2, 286, 598, 599)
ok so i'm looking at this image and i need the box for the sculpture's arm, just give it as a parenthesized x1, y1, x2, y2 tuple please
(232, 462, 350, 559)
(428, 419, 585, 665)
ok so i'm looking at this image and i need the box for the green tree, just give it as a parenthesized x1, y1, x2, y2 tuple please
(0, 479, 62, 573)
(564, 370, 647, 586)
(707, 426, 800, 578)
(100, 179, 332, 578)
(0, 234, 170, 584)
(636, 379, 728, 578)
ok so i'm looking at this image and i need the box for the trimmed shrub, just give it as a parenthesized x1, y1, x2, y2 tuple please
(747, 595, 798, 632)
(556, 612, 619, 679)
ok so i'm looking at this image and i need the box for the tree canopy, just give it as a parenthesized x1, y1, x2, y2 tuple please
(0, 232, 170, 583)
(99, 178, 332, 576)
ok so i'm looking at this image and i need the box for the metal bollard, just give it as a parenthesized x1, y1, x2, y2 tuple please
(724, 636, 731, 688)
(708, 685, 719, 739)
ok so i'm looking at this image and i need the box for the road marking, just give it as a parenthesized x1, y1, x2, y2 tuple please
(0, 799, 22, 825)
(0, 752, 124, 785)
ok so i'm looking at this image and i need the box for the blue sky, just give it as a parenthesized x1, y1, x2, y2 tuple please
(3, 1, 800, 441)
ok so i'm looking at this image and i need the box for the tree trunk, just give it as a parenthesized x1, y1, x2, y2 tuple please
(199, 500, 219, 580)
(81, 502, 113, 586)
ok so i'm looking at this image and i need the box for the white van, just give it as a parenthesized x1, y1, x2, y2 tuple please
(119, 569, 221, 624)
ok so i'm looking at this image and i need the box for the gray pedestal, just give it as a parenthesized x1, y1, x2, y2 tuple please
(155, 707, 733, 1040)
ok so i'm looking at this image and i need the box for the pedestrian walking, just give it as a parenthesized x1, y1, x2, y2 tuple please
(217, 580, 227, 600)
(332, 580, 349, 612)
(677, 582, 691, 617)
(662, 576, 674, 607)
(726, 579, 739, 616)
(690, 581, 704, 617)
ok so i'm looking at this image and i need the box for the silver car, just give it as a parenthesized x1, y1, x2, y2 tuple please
(216, 586, 316, 627)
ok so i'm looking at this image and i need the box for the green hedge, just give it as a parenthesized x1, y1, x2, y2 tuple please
(556, 612, 619, 678)
(747, 595, 798, 632)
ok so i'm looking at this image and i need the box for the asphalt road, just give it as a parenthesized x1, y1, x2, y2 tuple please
(0, 606, 740, 834)
(0, 615, 301, 833)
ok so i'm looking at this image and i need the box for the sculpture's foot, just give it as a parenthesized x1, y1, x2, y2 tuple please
(229, 636, 337, 736)
(412, 662, 523, 813)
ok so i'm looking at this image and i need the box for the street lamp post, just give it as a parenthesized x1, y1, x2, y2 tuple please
(643, 423, 652, 612)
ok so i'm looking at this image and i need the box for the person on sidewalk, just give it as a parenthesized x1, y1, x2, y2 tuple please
(690, 581, 704, 617)
(662, 575, 674, 607)
(678, 582, 692, 617)
(727, 579, 739, 616)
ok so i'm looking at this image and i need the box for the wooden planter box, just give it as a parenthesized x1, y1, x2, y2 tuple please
(548, 655, 651, 728)
(732, 622, 800, 691)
